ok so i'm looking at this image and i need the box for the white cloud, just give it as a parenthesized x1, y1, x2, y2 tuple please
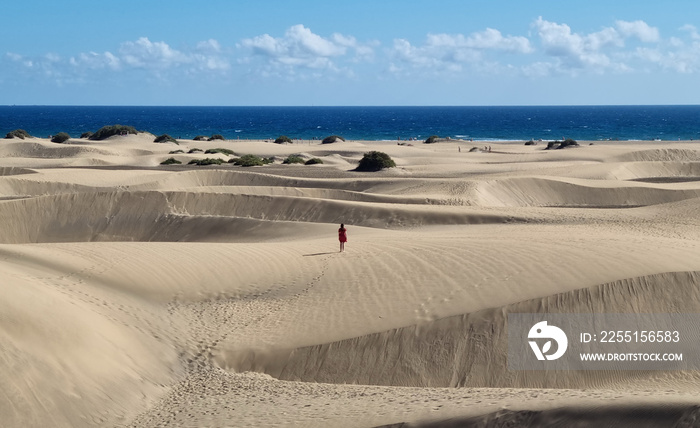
(240, 24, 373, 74)
(119, 37, 189, 69)
(532, 17, 646, 73)
(680, 24, 700, 41)
(4, 37, 231, 87)
(67, 37, 230, 74)
(389, 28, 532, 77)
(426, 28, 532, 53)
(616, 20, 660, 43)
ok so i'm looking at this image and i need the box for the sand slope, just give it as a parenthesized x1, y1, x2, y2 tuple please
(1, 136, 700, 427)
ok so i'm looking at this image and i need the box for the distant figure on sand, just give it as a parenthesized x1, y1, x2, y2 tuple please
(338, 224, 347, 252)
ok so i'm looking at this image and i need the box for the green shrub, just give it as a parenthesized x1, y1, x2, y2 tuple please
(169, 149, 185, 154)
(204, 148, 236, 156)
(356, 151, 396, 171)
(193, 135, 208, 141)
(263, 157, 275, 164)
(424, 135, 440, 144)
(161, 157, 182, 165)
(524, 140, 536, 146)
(282, 155, 305, 164)
(51, 132, 71, 143)
(154, 134, 178, 144)
(305, 158, 323, 165)
(188, 148, 204, 153)
(89, 125, 138, 140)
(5, 129, 31, 139)
(230, 154, 265, 167)
(80, 132, 93, 139)
(188, 158, 225, 166)
(208, 134, 225, 141)
(274, 135, 293, 144)
(322, 135, 345, 144)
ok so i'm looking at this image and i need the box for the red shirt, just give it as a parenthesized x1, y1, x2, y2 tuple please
(338, 228, 347, 242)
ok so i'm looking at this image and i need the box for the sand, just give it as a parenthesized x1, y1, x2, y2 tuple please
(1, 134, 700, 427)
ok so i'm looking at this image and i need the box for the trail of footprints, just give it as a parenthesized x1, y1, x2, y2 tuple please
(129, 254, 333, 426)
(178, 253, 332, 370)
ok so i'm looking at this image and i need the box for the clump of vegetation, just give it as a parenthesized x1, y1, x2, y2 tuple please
(208, 134, 225, 141)
(356, 151, 396, 171)
(188, 158, 225, 166)
(154, 134, 178, 144)
(424, 135, 440, 144)
(51, 132, 71, 143)
(545, 138, 580, 150)
(560, 138, 579, 148)
(169, 149, 185, 154)
(5, 129, 31, 139)
(305, 158, 323, 165)
(524, 140, 537, 146)
(229, 154, 274, 167)
(282, 155, 305, 164)
(193, 135, 208, 141)
(322, 135, 345, 144)
(275, 135, 293, 144)
(205, 148, 236, 156)
(89, 125, 138, 140)
(188, 148, 204, 153)
(161, 157, 182, 165)
(80, 132, 93, 139)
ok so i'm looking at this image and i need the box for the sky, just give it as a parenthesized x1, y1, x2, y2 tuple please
(2, 0, 700, 106)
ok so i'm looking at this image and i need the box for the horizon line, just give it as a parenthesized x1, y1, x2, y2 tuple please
(3, 104, 700, 108)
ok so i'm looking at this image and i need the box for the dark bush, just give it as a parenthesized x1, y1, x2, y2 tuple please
(560, 138, 579, 148)
(305, 158, 323, 165)
(161, 157, 182, 165)
(356, 151, 396, 171)
(188, 148, 204, 153)
(275, 135, 293, 144)
(188, 158, 225, 166)
(282, 155, 305, 164)
(169, 149, 185, 154)
(51, 132, 71, 143)
(80, 132, 93, 139)
(204, 148, 236, 156)
(322, 135, 345, 144)
(89, 125, 138, 140)
(545, 139, 580, 150)
(5, 129, 31, 139)
(208, 134, 225, 141)
(230, 154, 265, 167)
(263, 157, 275, 164)
(524, 140, 537, 146)
(154, 134, 178, 144)
(424, 135, 440, 144)
(193, 135, 208, 141)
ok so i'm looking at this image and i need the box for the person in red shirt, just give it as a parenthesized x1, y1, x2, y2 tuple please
(338, 223, 347, 252)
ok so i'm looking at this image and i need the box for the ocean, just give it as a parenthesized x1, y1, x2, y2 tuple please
(1, 105, 700, 142)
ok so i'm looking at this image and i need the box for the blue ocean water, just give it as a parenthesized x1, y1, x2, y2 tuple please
(1, 105, 700, 142)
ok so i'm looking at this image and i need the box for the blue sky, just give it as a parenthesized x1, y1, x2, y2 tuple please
(3, 0, 700, 105)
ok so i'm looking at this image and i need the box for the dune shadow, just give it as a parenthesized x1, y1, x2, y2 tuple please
(302, 252, 337, 257)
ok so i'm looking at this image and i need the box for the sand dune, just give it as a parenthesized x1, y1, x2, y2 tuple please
(1, 136, 700, 427)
